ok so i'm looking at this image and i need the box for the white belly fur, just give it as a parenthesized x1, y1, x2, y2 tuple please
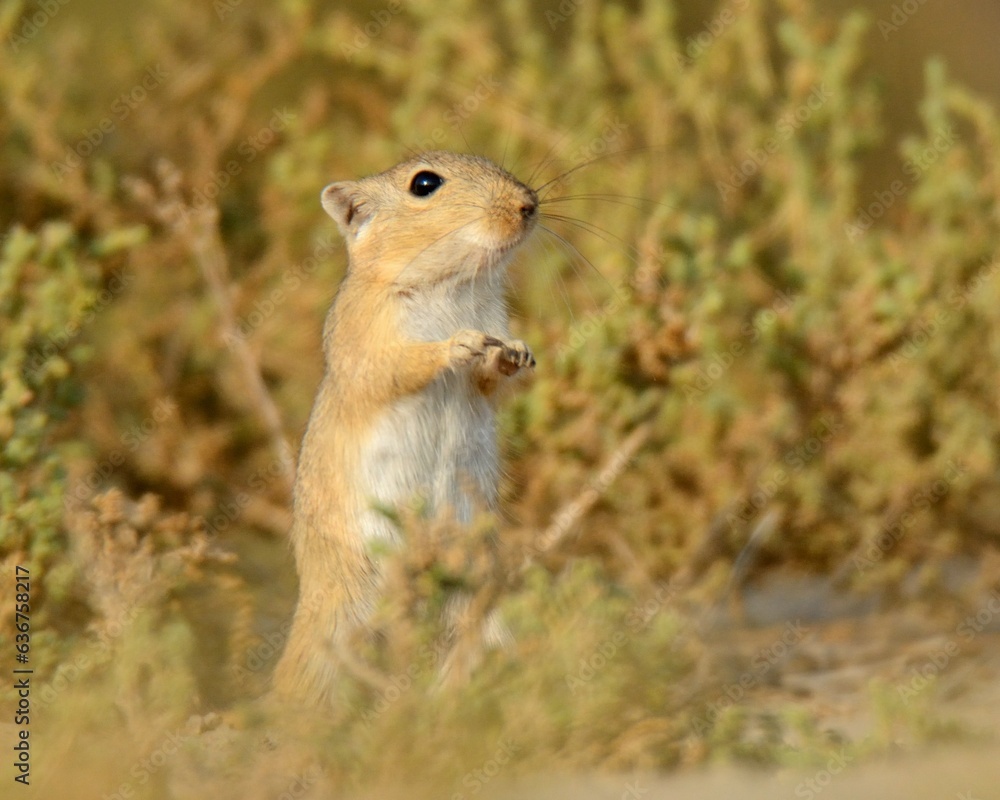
(358, 375, 498, 542)
(357, 270, 507, 543)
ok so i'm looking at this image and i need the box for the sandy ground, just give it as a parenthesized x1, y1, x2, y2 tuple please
(486, 748, 1000, 800)
(491, 567, 1000, 800)
(340, 568, 1000, 800)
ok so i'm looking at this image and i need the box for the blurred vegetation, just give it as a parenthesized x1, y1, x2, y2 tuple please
(2, 0, 999, 797)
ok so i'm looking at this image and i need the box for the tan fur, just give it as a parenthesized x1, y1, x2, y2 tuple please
(272, 152, 538, 705)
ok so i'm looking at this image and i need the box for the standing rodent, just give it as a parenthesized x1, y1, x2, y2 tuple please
(272, 151, 538, 705)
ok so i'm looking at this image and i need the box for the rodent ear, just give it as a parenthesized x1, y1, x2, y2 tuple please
(321, 182, 373, 240)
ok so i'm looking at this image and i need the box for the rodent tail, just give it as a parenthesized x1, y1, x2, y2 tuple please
(271, 601, 345, 708)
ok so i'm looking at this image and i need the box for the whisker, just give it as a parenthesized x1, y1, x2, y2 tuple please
(500, 126, 513, 172)
(540, 211, 652, 297)
(534, 145, 663, 197)
(456, 124, 475, 159)
(530, 233, 578, 326)
(401, 143, 425, 161)
(526, 128, 576, 187)
(535, 145, 680, 202)
(541, 212, 640, 259)
(541, 193, 677, 212)
(539, 226, 612, 313)
(538, 225, 621, 301)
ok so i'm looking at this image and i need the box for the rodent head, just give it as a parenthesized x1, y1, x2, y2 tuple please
(321, 151, 538, 289)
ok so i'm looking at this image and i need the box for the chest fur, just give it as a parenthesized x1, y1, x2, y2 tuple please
(356, 273, 508, 541)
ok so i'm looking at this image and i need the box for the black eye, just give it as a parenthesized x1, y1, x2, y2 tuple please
(409, 171, 444, 197)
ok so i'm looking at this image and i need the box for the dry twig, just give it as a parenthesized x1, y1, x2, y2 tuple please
(126, 161, 296, 490)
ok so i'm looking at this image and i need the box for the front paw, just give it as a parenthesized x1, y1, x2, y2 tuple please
(448, 329, 504, 369)
(494, 338, 536, 376)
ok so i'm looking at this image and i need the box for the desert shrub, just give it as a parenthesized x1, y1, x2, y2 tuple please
(0, 221, 140, 665)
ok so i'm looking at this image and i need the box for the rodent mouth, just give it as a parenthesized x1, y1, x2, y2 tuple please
(493, 222, 535, 261)
(520, 191, 539, 222)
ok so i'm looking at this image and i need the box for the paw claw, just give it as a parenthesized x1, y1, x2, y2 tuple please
(496, 339, 535, 375)
(448, 331, 535, 377)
